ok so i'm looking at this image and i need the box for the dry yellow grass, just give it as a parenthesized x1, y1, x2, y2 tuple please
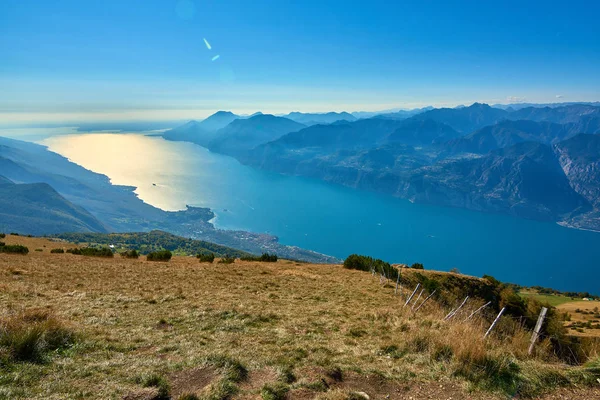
(0, 235, 598, 399)
(557, 300, 600, 337)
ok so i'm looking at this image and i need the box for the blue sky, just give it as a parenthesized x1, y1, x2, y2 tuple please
(1, 0, 599, 123)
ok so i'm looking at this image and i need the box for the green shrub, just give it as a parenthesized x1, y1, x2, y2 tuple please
(482, 274, 501, 287)
(147, 250, 172, 262)
(0, 244, 29, 254)
(343, 254, 399, 280)
(241, 253, 278, 262)
(0, 241, 4, 246)
(0, 233, 5, 238)
(0, 309, 76, 364)
(80, 247, 113, 257)
(50, 248, 65, 254)
(65, 247, 113, 257)
(197, 253, 215, 263)
(9, 233, 19, 236)
(218, 255, 236, 264)
(410, 263, 424, 270)
(120, 249, 139, 259)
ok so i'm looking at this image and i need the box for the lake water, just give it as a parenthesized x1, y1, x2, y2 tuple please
(43, 133, 600, 293)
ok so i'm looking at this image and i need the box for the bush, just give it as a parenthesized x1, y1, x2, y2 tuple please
(0, 309, 76, 364)
(120, 249, 139, 259)
(218, 255, 236, 264)
(241, 253, 278, 262)
(0, 244, 29, 255)
(147, 250, 172, 262)
(0, 233, 5, 238)
(410, 263, 424, 270)
(0, 241, 4, 246)
(10, 233, 19, 236)
(197, 253, 215, 263)
(80, 247, 113, 257)
(482, 274, 501, 287)
(343, 254, 399, 280)
(65, 247, 113, 257)
(50, 248, 65, 254)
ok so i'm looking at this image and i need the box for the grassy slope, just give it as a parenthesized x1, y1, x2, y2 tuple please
(0, 235, 599, 400)
(519, 291, 575, 307)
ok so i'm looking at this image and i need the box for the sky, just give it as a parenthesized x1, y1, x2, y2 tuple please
(1, 0, 599, 124)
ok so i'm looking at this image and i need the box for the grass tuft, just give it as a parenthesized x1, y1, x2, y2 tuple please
(261, 382, 289, 400)
(138, 373, 170, 400)
(0, 309, 76, 364)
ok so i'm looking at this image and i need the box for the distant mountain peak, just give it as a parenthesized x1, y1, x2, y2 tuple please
(211, 110, 236, 117)
(469, 102, 491, 109)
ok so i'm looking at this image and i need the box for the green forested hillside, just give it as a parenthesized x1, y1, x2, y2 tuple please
(52, 230, 252, 257)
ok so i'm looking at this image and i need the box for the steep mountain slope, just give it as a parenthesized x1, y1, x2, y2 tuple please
(412, 103, 508, 133)
(400, 142, 590, 221)
(257, 117, 407, 150)
(284, 111, 356, 125)
(0, 177, 108, 235)
(385, 118, 461, 145)
(554, 134, 600, 207)
(208, 114, 306, 156)
(507, 104, 600, 125)
(443, 120, 575, 155)
(162, 111, 240, 146)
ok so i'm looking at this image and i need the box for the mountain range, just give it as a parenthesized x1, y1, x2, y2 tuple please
(160, 103, 600, 232)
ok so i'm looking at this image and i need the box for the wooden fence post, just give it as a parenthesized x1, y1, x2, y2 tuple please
(413, 290, 437, 313)
(464, 301, 491, 321)
(528, 307, 548, 355)
(404, 283, 420, 307)
(444, 296, 469, 320)
(484, 307, 506, 339)
(394, 273, 400, 295)
(411, 289, 425, 310)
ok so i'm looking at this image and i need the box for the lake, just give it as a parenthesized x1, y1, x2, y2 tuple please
(43, 133, 600, 293)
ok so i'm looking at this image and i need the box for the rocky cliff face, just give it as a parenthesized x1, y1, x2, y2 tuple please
(554, 134, 600, 208)
(396, 142, 591, 221)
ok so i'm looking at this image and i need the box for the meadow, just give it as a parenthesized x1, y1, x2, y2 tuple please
(1, 235, 599, 399)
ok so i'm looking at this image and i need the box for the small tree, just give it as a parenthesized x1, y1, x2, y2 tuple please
(197, 253, 215, 263)
(218, 255, 235, 264)
(80, 247, 113, 258)
(121, 249, 139, 259)
(147, 250, 172, 262)
(410, 263, 424, 270)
